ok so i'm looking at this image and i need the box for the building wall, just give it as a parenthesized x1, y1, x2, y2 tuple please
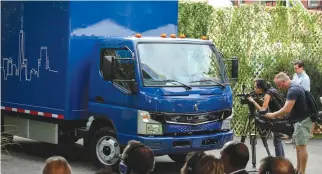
(232, 0, 322, 10)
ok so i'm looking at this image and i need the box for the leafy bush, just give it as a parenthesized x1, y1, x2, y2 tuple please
(178, 2, 322, 135)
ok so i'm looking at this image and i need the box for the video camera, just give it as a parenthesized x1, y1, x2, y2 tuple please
(236, 84, 263, 105)
(254, 110, 294, 137)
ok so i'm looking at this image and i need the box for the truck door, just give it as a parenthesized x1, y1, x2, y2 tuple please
(88, 44, 139, 142)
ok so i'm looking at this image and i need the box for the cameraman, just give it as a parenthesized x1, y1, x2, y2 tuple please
(247, 78, 285, 157)
(265, 72, 312, 174)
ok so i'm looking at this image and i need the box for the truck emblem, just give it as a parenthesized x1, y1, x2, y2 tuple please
(193, 104, 199, 111)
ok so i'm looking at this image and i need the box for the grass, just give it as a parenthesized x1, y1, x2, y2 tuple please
(313, 134, 322, 139)
(1, 125, 20, 157)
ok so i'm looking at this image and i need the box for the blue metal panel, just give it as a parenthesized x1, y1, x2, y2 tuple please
(69, 1, 178, 37)
(88, 39, 139, 141)
(118, 131, 234, 156)
(1, 1, 69, 116)
(137, 87, 232, 113)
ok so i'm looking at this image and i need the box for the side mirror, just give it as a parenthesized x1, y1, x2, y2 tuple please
(231, 57, 238, 79)
(102, 56, 114, 81)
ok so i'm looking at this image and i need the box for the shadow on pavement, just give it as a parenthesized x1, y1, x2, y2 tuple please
(2, 138, 182, 174)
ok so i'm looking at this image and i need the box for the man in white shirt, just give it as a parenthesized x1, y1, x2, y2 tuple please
(285, 60, 313, 144)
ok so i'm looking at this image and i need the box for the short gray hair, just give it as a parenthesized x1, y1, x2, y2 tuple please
(274, 72, 290, 81)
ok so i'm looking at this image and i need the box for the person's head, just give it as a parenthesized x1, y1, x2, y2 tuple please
(274, 72, 291, 91)
(180, 151, 206, 174)
(294, 60, 305, 74)
(199, 155, 224, 174)
(259, 156, 295, 174)
(119, 140, 155, 174)
(42, 156, 72, 174)
(219, 141, 249, 174)
(254, 78, 269, 94)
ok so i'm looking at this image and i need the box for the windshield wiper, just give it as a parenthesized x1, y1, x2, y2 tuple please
(158, 79, 192, 90)
(189, 79, 226, 87)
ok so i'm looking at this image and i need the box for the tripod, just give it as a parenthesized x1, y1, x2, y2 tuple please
(240, 101, 271, 172)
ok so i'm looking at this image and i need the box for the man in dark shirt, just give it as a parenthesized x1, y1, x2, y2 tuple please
(265, 72, 312, 174)
(220, 141, 249, 174)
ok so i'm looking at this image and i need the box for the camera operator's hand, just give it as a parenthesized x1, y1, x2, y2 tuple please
(265, 112, 275, 119)
(247, 96, 255, 103)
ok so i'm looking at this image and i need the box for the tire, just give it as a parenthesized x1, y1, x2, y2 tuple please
(168, 154, 187, 164)
(89, 127, 121, 170)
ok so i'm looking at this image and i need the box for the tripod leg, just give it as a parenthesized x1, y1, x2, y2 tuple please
(241, 117, 250, 143)
(250, 133, 257, 169)
(259, 128, 271, 156)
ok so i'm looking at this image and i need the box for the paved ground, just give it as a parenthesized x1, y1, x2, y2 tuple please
(1, 136, 322, 174)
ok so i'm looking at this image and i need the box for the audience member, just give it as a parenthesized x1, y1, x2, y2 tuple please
(199, 154, 224, 174)
(119, 140, 155, 174)
(220, 141, 249, 174)
(259, 156, 295, 174)
(42, 156, 72, 174)
(180, 151, 206, 174)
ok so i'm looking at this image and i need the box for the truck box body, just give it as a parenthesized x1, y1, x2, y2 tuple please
(1, 1, 178, 120)
(2, 1, 236, 168)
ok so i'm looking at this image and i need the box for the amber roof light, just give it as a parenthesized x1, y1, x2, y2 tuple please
(201, 36, 207, 40)
(179, 34, 186, 38)
(135, 33, 142, 38)
(170, 34, 176, 38)
(160, 33, 167, 38)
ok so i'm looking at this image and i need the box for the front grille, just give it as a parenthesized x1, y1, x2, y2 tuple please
(150, 109, 232, 125)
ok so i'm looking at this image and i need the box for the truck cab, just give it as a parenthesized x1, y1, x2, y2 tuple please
(86, 34, 238, 167)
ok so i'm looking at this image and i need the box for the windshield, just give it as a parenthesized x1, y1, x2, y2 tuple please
(137, 43, 225, 87)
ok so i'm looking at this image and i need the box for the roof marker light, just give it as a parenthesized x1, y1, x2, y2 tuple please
(170, 34, 176, 38)
(160, 33, 167, 38)
(201, 36, 208, 40)
(179, 34, 186, 38)
(135, 33, 142, 38)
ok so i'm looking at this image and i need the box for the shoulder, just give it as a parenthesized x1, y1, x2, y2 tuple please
(303, 73, 310, 80)
(266, 88, 277, 95)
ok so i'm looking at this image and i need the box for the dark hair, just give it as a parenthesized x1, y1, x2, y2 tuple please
(294, 60, 304, 68)
(222, 141, 249, 169)
(259, 156, 295, 174)
(185, 151, 206, 174)
(125, 140, 154, 174)
(255, 78, 270, 92)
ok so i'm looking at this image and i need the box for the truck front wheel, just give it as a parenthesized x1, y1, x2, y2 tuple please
(89, 127, 121, 170)
(168, 154, 187, 164)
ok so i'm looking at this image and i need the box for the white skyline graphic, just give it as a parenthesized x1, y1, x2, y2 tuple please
(1, 16, 58, 82)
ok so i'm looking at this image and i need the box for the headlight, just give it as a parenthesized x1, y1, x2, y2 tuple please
(137, 110, 163, 135)
(221, 117, 232, 130)
(146, 123, 163, 135)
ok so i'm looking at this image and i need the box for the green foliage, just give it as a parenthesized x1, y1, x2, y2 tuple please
(178, 2, 322, 135)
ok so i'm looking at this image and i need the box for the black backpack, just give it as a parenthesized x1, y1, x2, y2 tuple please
(298, 85, 319, 123)
(304, 90, 319, 123)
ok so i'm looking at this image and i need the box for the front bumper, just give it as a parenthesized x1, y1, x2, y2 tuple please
(137, 131, 233, 156)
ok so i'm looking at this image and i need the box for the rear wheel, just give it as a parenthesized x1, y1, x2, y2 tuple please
(89, 127, 121, 170)
(168, 154, 186, 164)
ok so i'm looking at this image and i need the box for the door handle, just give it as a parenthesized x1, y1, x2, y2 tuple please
(95, 96, 104, 103)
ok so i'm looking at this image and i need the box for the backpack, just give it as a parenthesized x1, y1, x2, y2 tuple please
(303, 90, 319, 123)
(297, 85, 320, 123)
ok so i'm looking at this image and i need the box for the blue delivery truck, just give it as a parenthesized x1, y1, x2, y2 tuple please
(1, 1, 238, 169)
